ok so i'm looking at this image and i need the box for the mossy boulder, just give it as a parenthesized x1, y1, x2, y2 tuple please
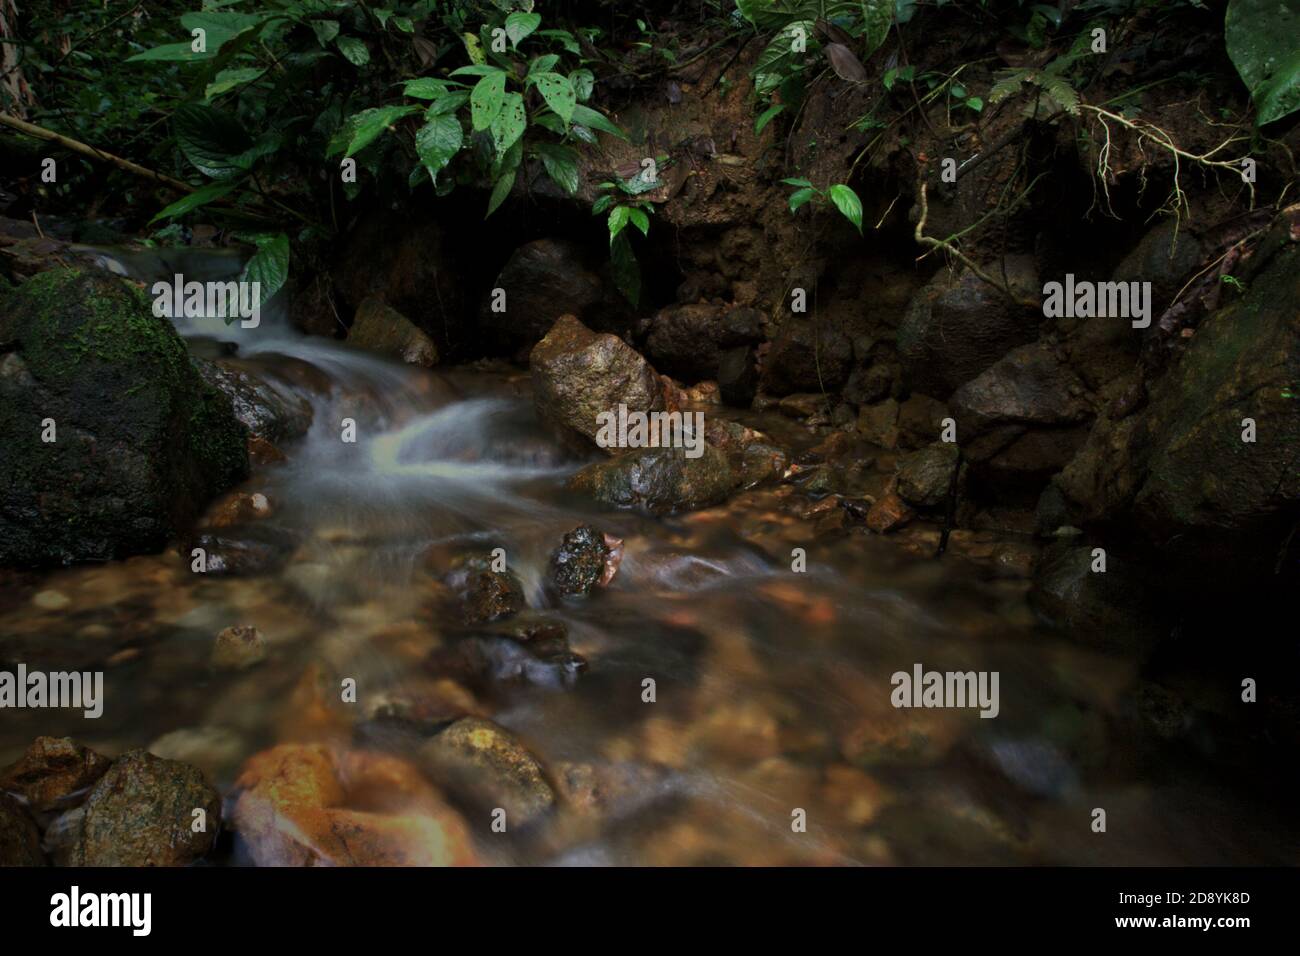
(567, 443, 737, 514)
(0, 268, 248, 566)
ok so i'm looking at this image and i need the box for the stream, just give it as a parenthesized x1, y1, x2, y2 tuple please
(1, 247, 1295, 866)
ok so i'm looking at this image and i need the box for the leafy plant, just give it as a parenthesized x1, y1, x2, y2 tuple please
(783, 177, 863, 233)
(1225, 0, 1300, 126)
(592, 158, 670, 305)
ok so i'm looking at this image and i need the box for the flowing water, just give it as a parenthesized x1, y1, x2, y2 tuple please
(2, 248, 1295, 866)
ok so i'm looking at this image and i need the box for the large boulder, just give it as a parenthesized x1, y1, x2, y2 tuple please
(758, 319, 852, 396)
(567, 444, 737, 514)
(643, 303, 764, 383)
(74, 750, 222, 866)
(897, 257, 1040, 398)
(529, 314, 664, 450)
(480, 239, 605, 350)
(0, 268, 249, 566)
(346, 296, 438, 366)
(949, 343, 1093, 490)
(1054, 214, 1300, 593)
(332, 211, 464, 356)
(196, 359, 314, 444)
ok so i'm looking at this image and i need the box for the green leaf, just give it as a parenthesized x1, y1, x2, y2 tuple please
(426, 92, 470, 117)
(490, 91, 527, 155)
(127, 42, 216, 63)
(592, 194, 614, 215)
(204, 67, 265, 100)
(608, 205, 631, 242)
(570, 68, 595, 102)
(1226, 0, 1300, 125)
(311, 19, 340, 46)
(533, 72, 576, 125)
(628, 207, 650, 237)
(570, 104, 628, 141)
(788, 187, 816, 212)
(505, 12, 542, 48)
(538, 29, 579, 54)
(404, 78, 455, 99)
(150, 180, 239, 224)
(610, 231, 640, 305)
(415, 114, 463, 183)
(173, 104, 251, 180)
(240, 233, 290, 308)
(781, 177, 814, 188)
(463, 32, 486, 65)
(828, 184, 863, 233)
(450, 64, 503, 78)
(332, 105, 419, 158)
(530, 54, 561, 75)
(755, 103, 785, 135)
(471, 72, 508, 131)
(536, 144, 580, 196)
(335, 36, 370, 66)
(486, 169, 516, 218)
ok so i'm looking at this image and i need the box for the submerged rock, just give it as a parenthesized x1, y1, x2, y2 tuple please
(233, 744, 477, 866)
(549, 525, 611, 595)
(75, 750, 221, 866)
(347, 296, 438, 366)
(1028, 545, 1167, 652)
(461, 569, 526, 624)
(530, 314, 664, 449)
(212, 624, 268, 671)
(420, 717, 555, 827)
(568, 444, 737, 514)
(0, 736, 111, 812)
(0, 792, 44, 866)
(0, 268, 248, 566)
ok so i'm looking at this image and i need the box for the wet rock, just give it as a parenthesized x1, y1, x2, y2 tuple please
(1054, 224, 1300, 596)
(983, 738, 1079, 798)
(1028, 545, 1167, 652)
(212, 624, 268, 671)
(186, 527, 298, 576)
(204, 491, 272, 528)
(896, 444, 960, 508)
(195, 359, 314, 444)
(530, 314, 664, 450)
(897, 256, 1040, 398)
(644, 303, 764, 382)
(0, 736, 111, 811)
(461, 570, 526, 624)
(950, 344, 1091, 435)
(427, 634, 587, 691)
(843, 362, 896, 406)
(866, 491, 915, 533)
(858, 399, 900, 448)
(896, 394, 951, 449)
(42, 806, 83, 866)
(554, 761, 671, 820)
(420, 717, 555, 826)
(147, 726, 246, 783)
(0, 268, 248, 567)
(567, 444, 737, 514)
(233, 744, 477, 866)
(717, 345, 758, 407)
(0, 792, 44, 866)
(482, 239, 605, 348)
(347, 296, 438, 366)
(332, 211, 465, 357)
(75, 750, 221, 866)
(549, 525, 612, 595)
(758, 319, 852, 396)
